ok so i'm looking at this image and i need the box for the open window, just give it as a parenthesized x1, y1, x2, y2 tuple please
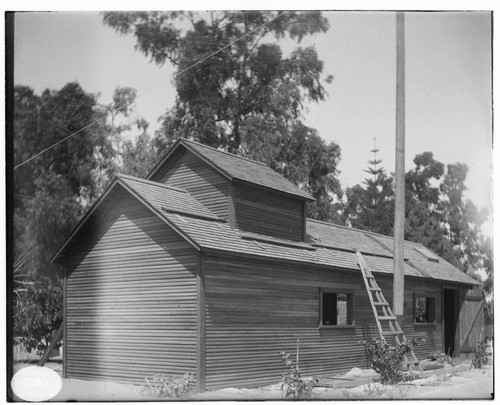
(414, 295, 435, 323)
(320, 290, 354, 327)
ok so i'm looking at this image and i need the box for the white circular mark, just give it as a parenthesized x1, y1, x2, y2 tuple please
(11, 366, 62, 402)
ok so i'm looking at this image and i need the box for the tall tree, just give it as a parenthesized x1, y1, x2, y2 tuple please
(343, 143, 394, 235)
(103, 11, 343, 222)
(403, 152, 457, 264)
(439, 162, 489, 275)
(103, 11, 330, 150)
(12, 83, 137, 352)
(120, 123, 162, 178)
(404, 153, 490, 283)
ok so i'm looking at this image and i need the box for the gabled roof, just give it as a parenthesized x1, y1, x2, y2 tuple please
(51, 174, 218, 262)
(160, 212, 479, 286)
(147, 138, 315, 201)
(53, 173, 480, 287)
(118, 174, 221, 221)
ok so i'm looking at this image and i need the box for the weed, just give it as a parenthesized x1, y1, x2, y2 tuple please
(280, 339, 319, 399)
(394, 383, 411, 398)
(364, 382, 386, 397)
(472, 339, 489, 369)
(144, 372, 194, 398)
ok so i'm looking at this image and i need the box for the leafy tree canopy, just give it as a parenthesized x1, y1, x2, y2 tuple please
(103, 11, 342, 222)
(13, 83, 143, 352)
(343, 149, 491, 299)
(404, 153, 490, 284)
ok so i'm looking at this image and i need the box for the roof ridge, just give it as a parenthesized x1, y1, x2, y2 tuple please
(180, 138, 269, 167)
(117, 173, 188, 193)
(307, 218, 378, 236)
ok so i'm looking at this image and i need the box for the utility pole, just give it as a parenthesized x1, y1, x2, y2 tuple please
(393, 12, 405, 327)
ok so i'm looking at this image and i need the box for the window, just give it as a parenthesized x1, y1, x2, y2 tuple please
(320, 290, 353, 327)
(414, 296, 435, 323)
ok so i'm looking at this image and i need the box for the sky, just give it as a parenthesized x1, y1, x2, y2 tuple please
(12, 9, 493, 233)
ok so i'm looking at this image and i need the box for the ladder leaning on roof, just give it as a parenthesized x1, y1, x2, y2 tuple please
(356, 251, 422, 372)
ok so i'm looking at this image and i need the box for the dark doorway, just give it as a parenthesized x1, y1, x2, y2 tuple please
(443, 289, 458, 356)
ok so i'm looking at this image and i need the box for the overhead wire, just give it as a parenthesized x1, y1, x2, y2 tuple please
(280, 26, 338, 177)
(14, 11, 287, 171)
(326, 23, 388, 141)
(304, 23, 387, 182)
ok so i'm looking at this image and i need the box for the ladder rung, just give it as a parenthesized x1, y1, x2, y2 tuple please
(358, 250, 421, 372)
(378, 316, 397, 321)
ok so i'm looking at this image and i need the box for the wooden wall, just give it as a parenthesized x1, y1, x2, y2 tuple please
(233, 185, 305, 241)
(458, 287, 486, 352)
(202, 254, 446, 389)
(157, 151, 230, 219)
(152, 149, 306, 241)
(64, 191, 198, 384)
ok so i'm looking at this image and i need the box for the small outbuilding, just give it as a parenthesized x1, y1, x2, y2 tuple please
(51, 139, 482, 391)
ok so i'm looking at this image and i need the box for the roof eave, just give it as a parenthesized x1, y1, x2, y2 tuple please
(147, 139, 315, 201)
(50, 176, 201, 264)
(50, 177, 121, 264)
(146, 139, 233, 182)
(232, 177, 315, 202)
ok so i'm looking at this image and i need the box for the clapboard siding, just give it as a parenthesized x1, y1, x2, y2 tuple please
(376, 277, 444, 359)
(157, 152, 229, 219)
(459, 287, 485, 351)
(65, 194, 198, 384)
(203, 255, 446, 389)
(234, 185, 305, 241)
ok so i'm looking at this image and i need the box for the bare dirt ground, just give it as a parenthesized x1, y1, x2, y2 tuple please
(12, 360, 494, 401)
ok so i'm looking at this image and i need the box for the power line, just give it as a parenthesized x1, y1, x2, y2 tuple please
(14, 11, 287, 171)
(327, 24, 387, 140)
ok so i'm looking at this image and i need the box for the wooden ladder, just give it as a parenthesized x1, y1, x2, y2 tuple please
(356, 251, 422, 372)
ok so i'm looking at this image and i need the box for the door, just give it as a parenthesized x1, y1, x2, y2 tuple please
(443, 288, 458, 356)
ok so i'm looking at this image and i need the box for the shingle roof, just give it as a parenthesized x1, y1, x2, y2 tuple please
(149, 139, 315, 201)
(157, 211, 478, 285)
(118, 174, 220, 221)
(53, 173, 480, 287)
(118, 175, 478, 285)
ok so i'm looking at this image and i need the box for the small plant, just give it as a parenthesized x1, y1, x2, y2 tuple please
(280, 339, 319, 399)
(361, 338, 416, 385)
(472, 339, 488, 369)
(144, 372, 194, 398)
(364, 382, 386, 397)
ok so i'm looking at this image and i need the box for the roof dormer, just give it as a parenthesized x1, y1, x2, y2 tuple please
(147, 139, 314, 242)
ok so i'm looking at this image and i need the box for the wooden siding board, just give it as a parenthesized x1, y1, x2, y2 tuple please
(202, 254, 445, 389)
(459, 287, 486, 351)
(158, 152, 229, 219)
(197, 254, 207, 392)
(234, 185, 304, 241)
(63, 273, 67, 378)
(65, 194, 198, 385)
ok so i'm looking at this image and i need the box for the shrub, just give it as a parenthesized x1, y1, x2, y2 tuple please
(362, 338, 416, 385)
(144, 373, 194, 398)
(280, 340, 319, 399)
(472, 340, 488, 369)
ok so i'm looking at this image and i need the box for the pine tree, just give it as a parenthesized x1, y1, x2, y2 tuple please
(344, 140, 394, 235)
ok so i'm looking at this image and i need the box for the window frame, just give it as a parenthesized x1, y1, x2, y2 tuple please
(413, 294, 436, 325)
(319, 288, 355, 329)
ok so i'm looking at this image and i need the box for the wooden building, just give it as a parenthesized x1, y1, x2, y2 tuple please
(51, 139, 482, 391)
